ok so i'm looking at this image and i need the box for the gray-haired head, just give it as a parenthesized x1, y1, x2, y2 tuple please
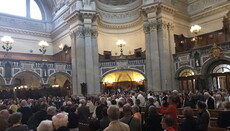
(107, 105, 120, 121)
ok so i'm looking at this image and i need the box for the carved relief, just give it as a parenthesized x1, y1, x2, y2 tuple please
(149, 21, 157, 32)
(91, 28, 98, 38)
(84, 27, 92, 37)
(98, 8, 140, 23)
(157, 21, 168, 31)
(143, 22, 150, 34)
(75, 26, 84, 38)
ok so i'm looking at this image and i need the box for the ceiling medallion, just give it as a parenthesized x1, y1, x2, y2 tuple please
(210, 43, 224, 59)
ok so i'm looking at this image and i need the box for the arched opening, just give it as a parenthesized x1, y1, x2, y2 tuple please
(102, 70, 145, 94)
(178, 69, 195, 93)
(0, 0, 43, 20)
(207, 61, 230, 91)
(12, 72, 41, 99)
(49, 73, 72, 96)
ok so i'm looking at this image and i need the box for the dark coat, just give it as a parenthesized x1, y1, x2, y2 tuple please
(99, 116, 110, 131)
(196, 110, 210, 131)
(68, 112, 79, 129)
(96, 104, 107, 120)
(144, 114, 163, 131)
(207, 97, 215, 109)
(78, 105, 90, 123)
(17, 107, 32, 124)
(180, 117, 197, 131)
(6, 124, 29, 131)
(120, 114, 141, 131)
(217, 111, 230, 128)
(27, 110, 47, 130)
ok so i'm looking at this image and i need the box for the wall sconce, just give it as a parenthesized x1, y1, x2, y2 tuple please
(59, 44, 69, 54)
(116, 40, 126, 58)
(1, 36, 14, 58)
(38, 40, 49, 61)
(190, 25, 201, 48)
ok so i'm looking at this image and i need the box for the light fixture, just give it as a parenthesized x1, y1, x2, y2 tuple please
(116, 40, 126, 58)
(59, 44, 64, 50)
(1, 36, 14, 58)
(38, 40, 49, 61)
(190, 25, 201, 48)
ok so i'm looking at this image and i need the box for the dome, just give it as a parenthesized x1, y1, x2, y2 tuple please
(98, 0, 137, 6)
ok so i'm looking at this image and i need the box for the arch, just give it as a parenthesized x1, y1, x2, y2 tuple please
(201, 56, 230, 75)
(0, 75, 6, 86)
(175, 66, 195, 78)
(101, 68, 145, 79)
(35, 0, 52, 21)
(47, 72, 72, 84)
(11, 71, 42, 87)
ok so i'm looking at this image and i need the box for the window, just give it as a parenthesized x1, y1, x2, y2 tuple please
(30, 0, 42, 20)
(179, 69, 194, 77)
(212, 64, 230, 73)
(0, 0, 42, 20)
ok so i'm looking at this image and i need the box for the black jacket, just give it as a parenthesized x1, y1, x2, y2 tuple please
(206, 97, 215, 109)
(78, 105, 90, 123)
(217, 111, 230, 128)
(17, 107, 32, 124)
(96, 104, 107, 120)
(6, 125, 29, 131)
(144, 114, 163, 131)
(180, 117, 197, 131)
(196, 110, 210, 131)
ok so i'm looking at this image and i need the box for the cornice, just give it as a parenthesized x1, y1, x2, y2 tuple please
(96, 0, 142, 13)
(97, 7, 141, 24)
(97, 16, 144, 34)
(97, 16, 143, 30)
(0, 26, 51, 38)
(142, 2, 177, 15)
(190, 2, 230, 21)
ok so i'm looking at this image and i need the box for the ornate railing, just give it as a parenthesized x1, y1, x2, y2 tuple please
(100, 58, 146, 67)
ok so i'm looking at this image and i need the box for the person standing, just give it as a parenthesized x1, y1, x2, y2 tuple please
(160, 96, 178, 130)
(196, 101, 210, 131)
(104, 105, 130, 131)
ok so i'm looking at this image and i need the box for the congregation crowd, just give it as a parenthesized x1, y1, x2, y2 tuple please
(0, 89, 230, 131)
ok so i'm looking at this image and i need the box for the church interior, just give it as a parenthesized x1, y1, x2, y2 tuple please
(0, 1, 230, 131)
(0, 0, 229, 97)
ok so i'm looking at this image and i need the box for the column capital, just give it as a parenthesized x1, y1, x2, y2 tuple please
(75, 26, 85, 38)
(143, 22, 150, 34)
(91, 27, 98, 38)
(70, 31, 76, 39)
(157, 20, 168, 31)
(84, 27, 92, 37)
(168, 22, 175, 31)
(149, 21, 157, 32)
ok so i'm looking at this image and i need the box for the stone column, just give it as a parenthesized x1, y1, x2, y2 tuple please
(75, 25, 86, 95)
(70, 31, 78, 95)
(82, 12, 100, 95)
(149, 21, 162, 91)
(157, 20, 173, 90)
(143, 21, 153, 91)
(168, 23, 176, 90)
(91, 22, 101, 94)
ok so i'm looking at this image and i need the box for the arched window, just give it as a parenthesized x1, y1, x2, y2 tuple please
(0, 0, 42, 20)
(212, 64, 230, 73)
(179, 69, 194, 77)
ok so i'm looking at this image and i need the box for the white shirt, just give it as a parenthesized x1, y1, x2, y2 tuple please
(137, 94, 145, 107)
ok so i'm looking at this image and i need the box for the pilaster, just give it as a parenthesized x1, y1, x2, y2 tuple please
(142, 2, 176, 91)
